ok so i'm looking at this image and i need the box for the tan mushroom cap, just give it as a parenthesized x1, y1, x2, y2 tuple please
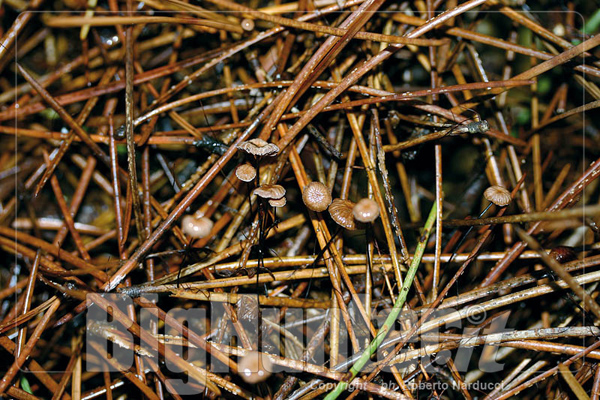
(237, 138, 279, 157)
(328, 198, 357, 230)
(238, 351, 273, 384)
(268, 197, 287, 207)
(253, 184, 286, 199)
(302, 181, 332, 212)
(241, 18, 255, 31)
(181, 215, 213, 239)
(235, 163, 256, 182)
(484, 185, 512, 207)
(353, 198, 380, 223)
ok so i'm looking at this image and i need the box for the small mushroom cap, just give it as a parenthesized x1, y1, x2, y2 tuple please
(241, 18, 255, 31)
(302, 182, 332, 212)
(237, 138, 279, 157)
(235, 163, 257, 182)
(253, 184, 286, 199)
(353, 198, 380, 223)
(549, 246, 577, 264)
(484, 185, 512, 207)
(181, 215, 213, 239)
(268, 197, 287, 207)
(238, 351, 273, 384)
(328, 199, 357, 230)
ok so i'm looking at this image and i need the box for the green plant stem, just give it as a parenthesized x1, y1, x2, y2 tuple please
(324, 203, 437, 400)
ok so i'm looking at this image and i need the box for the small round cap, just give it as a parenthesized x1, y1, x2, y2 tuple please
(241, 18, 255, 31)
(268, 197, 287, 208)
(353, 198, 380, 223)
(484, 186, 511, 207)
(253, 184, 286, 200)
(181, 215, 213, 239)
(328, 199, 356, 230)
(235, 163, 256, 182)
(549, 246, 576, 264)
(302, 182, 332, 212)
(238, 351, 272, 384)
(237, 138, 279, 157)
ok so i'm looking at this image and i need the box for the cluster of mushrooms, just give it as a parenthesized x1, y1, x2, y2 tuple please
(180, 133, 512, 242)
(234, 138, 383, 232)
(180, 136, 385, 243)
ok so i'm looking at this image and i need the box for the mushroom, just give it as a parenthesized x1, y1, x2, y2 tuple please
(549, 246, 577, 264)
(268, 197, 287, 208)
(237, 138, 279, 157)
(302, 181, 332, 212)
(241, 18, 255, 31)
(328, 199, 357, 230)
(353, 198, 380, 223)
(181, 215, 213, 239)
(238, 351, 273, 384)
(484, 185, 511, 207)
(253, 184, 286, 200)
(235, 163, 257, 182)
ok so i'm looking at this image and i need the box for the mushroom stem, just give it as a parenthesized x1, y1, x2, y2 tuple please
(479, 202, 494, 219)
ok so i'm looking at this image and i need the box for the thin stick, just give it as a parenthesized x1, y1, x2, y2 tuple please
(433, 145, 442, 300)
(16, 251, 41, 357)
(125, 24, 145, 242)
(443, 204, 600, 227)
(557, 364, 591, 400)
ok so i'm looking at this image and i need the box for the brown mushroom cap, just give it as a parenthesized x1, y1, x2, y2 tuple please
(237, 138, 279, 157)
(235, 163, 257, 182)
(484, 186, 511, 207)
(238, 351, 272, 384)
(253, 184, 286, 199)
(268, 197, 287, 207)
(181, 215, 213, 239)
(328, 199, 357, 230)
(240, 18, 255, 31)
(353, 198, 380, 223)
(549, 246, 577, 264)
(302, 181, 332, 212)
